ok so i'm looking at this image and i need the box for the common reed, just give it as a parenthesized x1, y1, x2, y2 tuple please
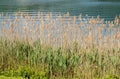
(0, 12, 120, 79)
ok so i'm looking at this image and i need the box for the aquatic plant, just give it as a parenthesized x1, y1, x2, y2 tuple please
(0, 12, 120, 79)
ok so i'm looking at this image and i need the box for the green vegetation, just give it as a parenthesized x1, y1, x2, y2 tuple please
(0, 39, 120, 79)
(0, 12, 120, 79)
(0, 76, 23, 79)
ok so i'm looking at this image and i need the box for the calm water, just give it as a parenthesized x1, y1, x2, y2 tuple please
(0, 1, 120, 20)
(0, 1, 120, 45)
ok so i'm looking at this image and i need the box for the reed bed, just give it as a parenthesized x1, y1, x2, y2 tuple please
(0, 12, 120, 79)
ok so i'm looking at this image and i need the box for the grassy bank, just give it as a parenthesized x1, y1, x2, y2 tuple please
(0, 39, 120, 79)
(0, 12, 120, 79)
(0, 76, 23, 79)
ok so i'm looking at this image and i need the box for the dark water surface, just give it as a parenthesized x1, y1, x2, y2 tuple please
(0, 1, 120, 21)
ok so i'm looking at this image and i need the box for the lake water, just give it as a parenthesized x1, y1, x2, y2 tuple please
(0, 1, 120, 21)
(0, 1, 120, 47)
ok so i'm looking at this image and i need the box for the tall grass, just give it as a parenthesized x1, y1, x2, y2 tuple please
(0, 12, 120, 79)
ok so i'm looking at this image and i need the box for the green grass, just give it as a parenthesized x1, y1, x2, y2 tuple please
(0, 76, 24, 79)
(0, 39, 120, 79)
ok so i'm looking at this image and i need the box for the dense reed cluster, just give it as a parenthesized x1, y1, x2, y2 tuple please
(0, 12, 120, 79)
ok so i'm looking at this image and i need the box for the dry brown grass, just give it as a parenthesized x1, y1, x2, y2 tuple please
(0, 12, 120, 50)
(0, 12, 120, 79)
